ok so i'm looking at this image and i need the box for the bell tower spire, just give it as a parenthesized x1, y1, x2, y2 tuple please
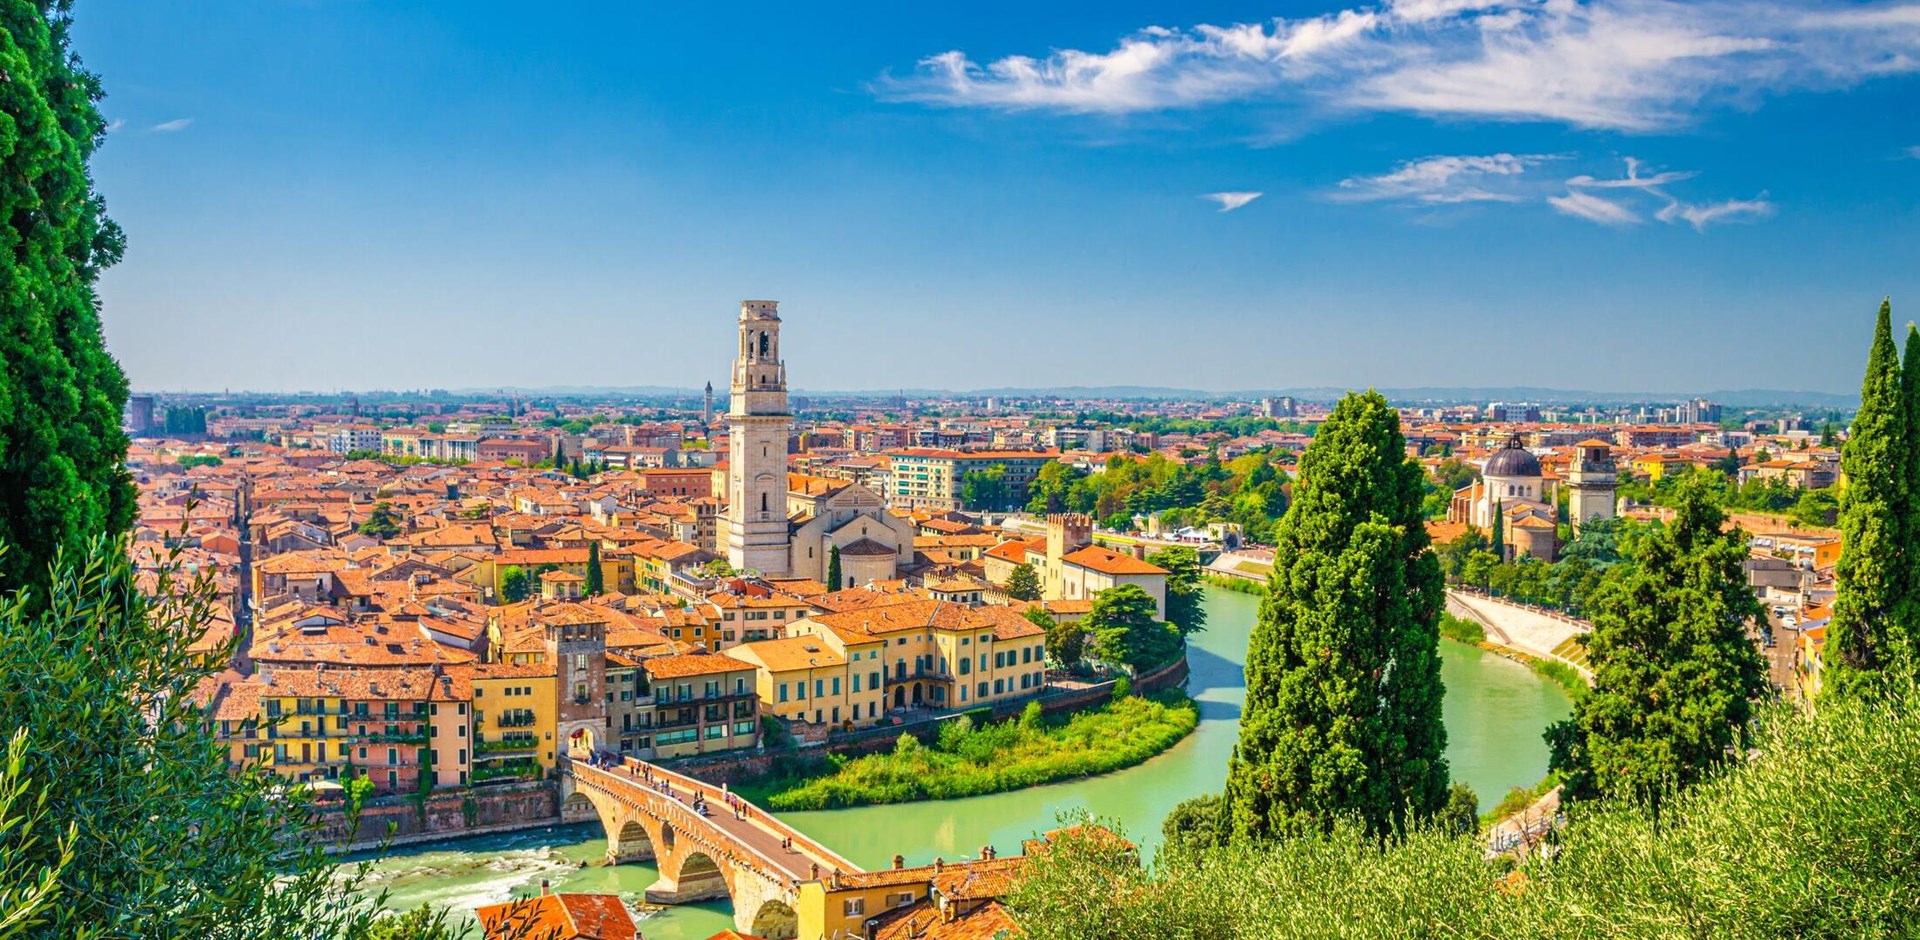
(724, 300, 793, 575)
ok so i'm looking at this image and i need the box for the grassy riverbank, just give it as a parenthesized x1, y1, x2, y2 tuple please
(1202, 574, 1267, 596)
(739, 692, 1200, 811)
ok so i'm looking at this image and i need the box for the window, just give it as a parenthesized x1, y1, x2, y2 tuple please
(831, 677, 841, 695)
(852, 674, 861, 693)
(814, 679, 824, 698)
(844, 899, 866, 916)
(779, 683, 790, 703)
(978, 682, 989, 698)
(886, 891, 916, 908)
(734, 720, 756, 735)
(705, 724, 727, 740)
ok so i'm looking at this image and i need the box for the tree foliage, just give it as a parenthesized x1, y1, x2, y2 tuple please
(1083, 584, 1179, 672)
(0, 1, 137, 602)
(1224, 390, 1448, 841)
(499, 565, 531, 603)
(826, 544, 842, 591)
(356, 501, 401, 539)
(1148, 546, 1207, 637)
(1024, 451, 1290, 542)
(0, 538, 394, 937)
(959, 466, 1009, 511)
(1546, 477, 1768, 808)
(1007, 686, 1920, 940)
(1828, 300, 1915, 694)
(1005, 562, 1042, 601)
(583, 540, 604, 595)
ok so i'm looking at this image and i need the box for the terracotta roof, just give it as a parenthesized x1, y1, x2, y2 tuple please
(839, 537, 898, 557)
(1059, 545, 1166, 576)
(475, 893, 637, 940)
(642, 652, 754, 679)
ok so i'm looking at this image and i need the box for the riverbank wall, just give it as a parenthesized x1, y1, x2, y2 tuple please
(317, 781, 561, 854)
(661, 653, 1192, 787)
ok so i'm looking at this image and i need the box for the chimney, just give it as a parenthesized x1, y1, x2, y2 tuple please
(933, 858, 943, 873)
(892, 854, 905, 870)
(539, 878, 550, 896)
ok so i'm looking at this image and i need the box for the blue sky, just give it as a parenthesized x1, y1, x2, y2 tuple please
(79, 0, 1920, 395)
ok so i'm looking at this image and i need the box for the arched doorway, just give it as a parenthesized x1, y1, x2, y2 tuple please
(893, 686, 905, 709)
(750, 899, 800, 939)
(567, 725, 598, 758)
(910, 683, 923, 706)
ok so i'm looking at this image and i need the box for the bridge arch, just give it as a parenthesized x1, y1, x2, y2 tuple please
(611, 819, 655, 864)
(749, 899, 799, 939)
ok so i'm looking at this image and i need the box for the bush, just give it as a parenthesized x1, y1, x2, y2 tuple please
(1437, 613, 1486, 645)
(1007, 687, 1920, 939)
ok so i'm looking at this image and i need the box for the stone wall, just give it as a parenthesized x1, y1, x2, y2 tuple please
(316, 780, 561, 852)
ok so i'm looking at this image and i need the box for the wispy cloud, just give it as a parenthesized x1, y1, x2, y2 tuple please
(1906, 145, 1920, 159)
(1655, 196, 1775, 230)
(1549, 190, 1642, 225)
(1204, 191, 1264, 212)
(1336, 153, 1771, 230)
(104, 119, 124, 134)
(878, 1, 1920, 131)
(151, 118, 193, 133)
(1334, 153, 1546, 204)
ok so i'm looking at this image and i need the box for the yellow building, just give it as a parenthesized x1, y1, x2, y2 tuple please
(730, 633, 885, 729)
(637, 652, 762, 758)
(468, 661, 557, 783)
(789, 600, 1046, 713)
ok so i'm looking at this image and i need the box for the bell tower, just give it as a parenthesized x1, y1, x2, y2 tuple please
(725, 300, 793, 575)
(1567, 439, 1619, 533)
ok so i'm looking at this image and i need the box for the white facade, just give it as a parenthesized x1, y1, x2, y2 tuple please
(724, 300, 794, 576)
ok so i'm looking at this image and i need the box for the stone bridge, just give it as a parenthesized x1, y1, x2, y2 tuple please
(559, 754, 862, 938)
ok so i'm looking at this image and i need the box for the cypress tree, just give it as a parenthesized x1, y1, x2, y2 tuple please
(584, 540, 603, 596)
(826, 545, 843, 591)
(1903, 321, 1920, 641)
(1827, 300, 1910, 695)
(1547, 477, 1768, 808)
(1224, 390, 1448, 840)
(0, 1, 136, 599)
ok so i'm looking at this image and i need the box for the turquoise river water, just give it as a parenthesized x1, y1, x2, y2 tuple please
(349, 586, 1572, 938)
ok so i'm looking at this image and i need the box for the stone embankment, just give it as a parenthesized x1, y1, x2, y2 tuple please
(1446, 590, 1594, 682)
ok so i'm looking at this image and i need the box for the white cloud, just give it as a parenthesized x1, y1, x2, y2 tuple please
(151, 118, 193, 133)
(1204, 191, 1264, 212)
(1549, 189, 1642, 224)
(879, 1, 1920, 130)
(1565, 156, 1695, 189)
(104, 119, 124, 133)
(1655, 196, 1774, 230)
(1335, 152, 1544, 204)
(1906, 145, 1920, 159)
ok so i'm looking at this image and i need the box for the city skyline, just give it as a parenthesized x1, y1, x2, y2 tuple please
(81, 0, 1919, 393)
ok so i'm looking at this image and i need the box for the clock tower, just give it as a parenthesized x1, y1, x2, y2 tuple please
(724, 300, 793, 575)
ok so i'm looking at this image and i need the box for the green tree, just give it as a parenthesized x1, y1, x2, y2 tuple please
(0, 2, 137, 603)
(1161, 792, 1230, 855)
(826, 545, 843, 591)
(1827, 300, 1912, 696)
(959, 466, 1008, 511)
(1436, 782, 1480, 836)
(360, 905, 464, 940)
(1083, 584, 1179, 672)
(1033, 608, 1086, 668)
(584, 540, 603, 596)
(500, 565, 532, 602)
(0, 538, 391, 937)
(1224, 390, 1448, 841)
(1005, 562, 1042, 601)
(356, 501, 401, 539)
(1148, 546, 1207, 637)
(1547, 478, 1768, 810)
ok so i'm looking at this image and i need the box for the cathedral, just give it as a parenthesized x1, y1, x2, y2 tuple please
(1448, 434, 1559, 562)
(721, 301, 912, 583)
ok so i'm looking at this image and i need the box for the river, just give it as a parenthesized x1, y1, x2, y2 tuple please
(349, 586, 1572, 938)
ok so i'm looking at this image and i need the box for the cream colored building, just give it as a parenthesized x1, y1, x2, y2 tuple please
(983, 514, 1168, 618)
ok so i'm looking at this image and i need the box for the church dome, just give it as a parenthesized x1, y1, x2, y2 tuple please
(1484, 437, 1542, 478)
